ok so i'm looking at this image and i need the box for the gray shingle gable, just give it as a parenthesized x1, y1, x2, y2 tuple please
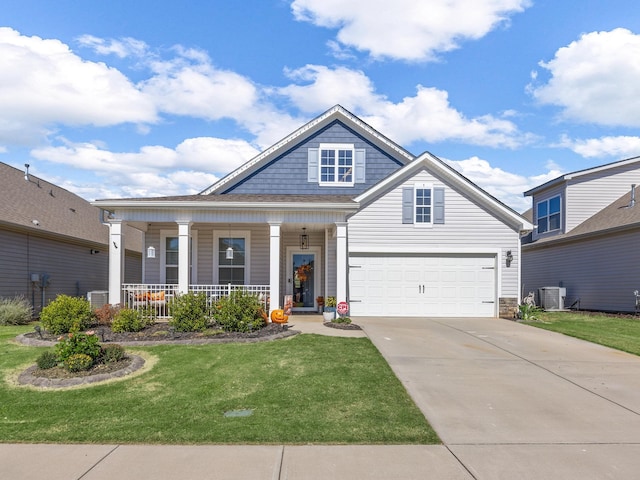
(221, 121, 405, 196)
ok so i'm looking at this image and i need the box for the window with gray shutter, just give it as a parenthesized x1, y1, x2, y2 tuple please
(434, 187, 445, 224)
(354, 149, 365, 183)
(307, 148, 319, 182)
(402, 187, 414, 224)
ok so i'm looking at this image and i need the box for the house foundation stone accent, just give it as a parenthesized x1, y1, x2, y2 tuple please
(499, 297, 518, 319)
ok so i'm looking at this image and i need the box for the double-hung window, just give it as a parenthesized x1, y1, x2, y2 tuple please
(415, 185, 432, 224)
(319, 143, 354, 186)
(216, 231, 250, 285)
(160, 230, 197, 284)
(402, 184, 445, 225)
(537, 195, 561, 234)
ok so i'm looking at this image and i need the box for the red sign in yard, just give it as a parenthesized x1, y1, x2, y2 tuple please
(337, 301, 349, 315)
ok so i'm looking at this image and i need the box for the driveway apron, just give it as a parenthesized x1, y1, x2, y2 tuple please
(359, 316, 640, 479)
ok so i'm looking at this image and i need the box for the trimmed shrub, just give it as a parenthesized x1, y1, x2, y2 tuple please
(214, 290, 265, 333)
(169, 292, 210, 332)
(100, 344, 125, 363)
(0, 296, 33, 325)
(332, 316, 352, 325)
(55, 332, 101, 363)
(40, 295, 92, 334)
(64, 353, 93, 372)
(111, 308, 150, 333)
(36, 350, 58, 370)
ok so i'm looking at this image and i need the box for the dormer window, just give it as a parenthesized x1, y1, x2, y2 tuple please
(537, 195, 561, 234)
(307, 144, 366, 186)
(319, 143, 354, 186)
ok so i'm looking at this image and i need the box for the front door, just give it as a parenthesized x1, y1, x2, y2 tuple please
(286, 247, 321, 312)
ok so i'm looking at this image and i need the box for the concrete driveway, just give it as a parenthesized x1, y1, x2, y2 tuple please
(359, 316, 640, 479)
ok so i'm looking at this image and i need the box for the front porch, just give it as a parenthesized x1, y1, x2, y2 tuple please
(104, 215, 352, 315)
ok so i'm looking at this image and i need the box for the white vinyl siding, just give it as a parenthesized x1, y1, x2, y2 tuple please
(349, 170, 520, 299)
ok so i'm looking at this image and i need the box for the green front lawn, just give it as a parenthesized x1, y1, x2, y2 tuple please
(0, 325, 438, 445)
(524, 311, 640, 356)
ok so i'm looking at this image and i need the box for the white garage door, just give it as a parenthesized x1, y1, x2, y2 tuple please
(348, 254, 497, 317)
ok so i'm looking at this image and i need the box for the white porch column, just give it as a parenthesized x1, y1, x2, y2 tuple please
(177, 221, 191, 294)
(335, 221, 348, 304)
(269, 222, 281, 313)
(108, 220, 123, 305)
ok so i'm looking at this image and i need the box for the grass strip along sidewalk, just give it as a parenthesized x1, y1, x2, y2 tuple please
(0, 325, 438, 445)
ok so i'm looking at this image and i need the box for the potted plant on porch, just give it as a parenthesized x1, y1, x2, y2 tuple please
(323, 296, 336, 321)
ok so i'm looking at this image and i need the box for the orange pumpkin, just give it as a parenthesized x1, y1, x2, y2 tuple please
(270, 309, 289, 324)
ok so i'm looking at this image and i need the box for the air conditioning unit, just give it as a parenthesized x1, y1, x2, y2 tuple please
(87, 290, 109, 309)
(538, 287, 566, 311)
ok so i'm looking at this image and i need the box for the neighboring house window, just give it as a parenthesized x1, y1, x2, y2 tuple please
(402, 185, 445, 225)
(216, 231, 250, 285)
(307, 145, 366, 185)
(537, 196, 561, 234)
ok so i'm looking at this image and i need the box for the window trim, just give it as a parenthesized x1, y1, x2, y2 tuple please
(318, 143, 355, 187)
(214, 230, 251, 285)
(414, 183, 433, 227)
(536, 195, 561, 234)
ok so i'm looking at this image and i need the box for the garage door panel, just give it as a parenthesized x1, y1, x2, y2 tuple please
(349, 254, 497, 317)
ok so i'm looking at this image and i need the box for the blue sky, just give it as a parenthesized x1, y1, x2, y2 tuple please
(2, 0, 640, 212)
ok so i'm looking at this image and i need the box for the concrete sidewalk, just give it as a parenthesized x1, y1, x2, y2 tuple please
(5, 316, 640, 479)
(0, 444, 470, 480)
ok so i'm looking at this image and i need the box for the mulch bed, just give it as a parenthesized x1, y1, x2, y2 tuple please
(323, 321, 362, 330)
(29, 357, 134, 379)
(23, 322, 294, 346)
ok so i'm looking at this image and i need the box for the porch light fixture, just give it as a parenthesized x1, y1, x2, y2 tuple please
(147, 246, 156, 259)
(226, 244, 234, 260)
(506, 250, 513, 267)
(300, 228, 309, 250)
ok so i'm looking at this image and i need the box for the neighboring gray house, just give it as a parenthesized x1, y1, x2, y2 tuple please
(93, 105, 532, 318)
(0, 162, 142, 315)
(522, 156, 640, 312)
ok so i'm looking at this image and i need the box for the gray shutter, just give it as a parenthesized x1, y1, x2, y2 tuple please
(307, 148, 318, 183)
(354, 149, 365, 183)
(402, 187, 414, 224)
(434, 187, 445, 224)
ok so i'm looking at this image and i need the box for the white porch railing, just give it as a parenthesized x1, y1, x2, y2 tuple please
(122, 284, 270, 318)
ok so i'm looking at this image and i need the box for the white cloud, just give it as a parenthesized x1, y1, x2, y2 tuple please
(291, 0, 531, 61)
(279, 65, 530, 148)
(30, 137, 259, 198)
(77, 35, 149, 58)
(0, 27, 157, 146)
(557, 134, 640, 159)
(444, 156, 563, 212)
(141, 51, 259, 121)
(529, 28, 640, 127)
